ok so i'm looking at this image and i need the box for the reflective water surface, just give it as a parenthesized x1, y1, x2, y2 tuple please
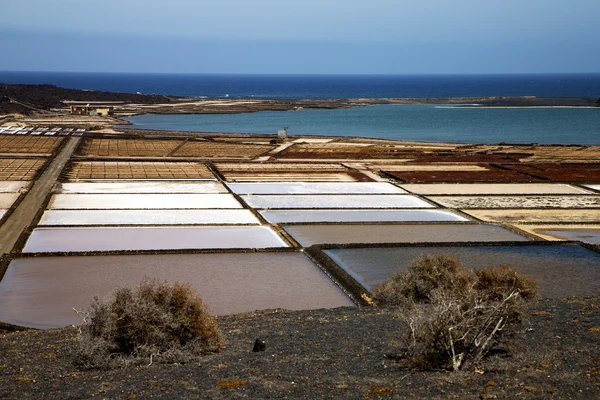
(23, 226, 288, 252)
(49, 194, 242, 209)
(243, 195, 434, 209)
(39, 209, 260, 225)
(284, 224, 529, 246)
(324, 244, 600, 298)
(261, 209, 469, 223)
(228, 182, 406, 195)
(0, 252, 354, 328)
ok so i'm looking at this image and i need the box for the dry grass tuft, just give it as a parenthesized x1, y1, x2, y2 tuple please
(374, 253, 539, 371)
(74, 279, 223, 369)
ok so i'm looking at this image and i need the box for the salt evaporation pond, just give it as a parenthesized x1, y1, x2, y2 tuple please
(284, 224, 529, 246)
(0, 252, 354, 328)
(228, 182, 406, 195)
(323, 244, 600, 298)
(242, 195, 433, 209)
(0, 193, 20, 208)
(515, 225, 600, 245)
(586, 185, 600, 191)
(39, 209, 260, 226)
(0, 210, 6, 220)
(260, 209, 469, 223)
(430, 195, 600, 209)
(57, 181, 228, 194)
(0, 181, 29, 193)
(401, 183, 592, 195)
(464, 209, 600, 223)
(23, 226, 288, 252)
(49, 193, 242, 209)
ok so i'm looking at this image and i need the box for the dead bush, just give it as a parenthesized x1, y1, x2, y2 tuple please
(374, 253, 539, 371)
(373, 253, 475, 308)
(74, 279, 223, 369)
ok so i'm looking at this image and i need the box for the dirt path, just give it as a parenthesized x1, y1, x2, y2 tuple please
(0, 137, 81, 255)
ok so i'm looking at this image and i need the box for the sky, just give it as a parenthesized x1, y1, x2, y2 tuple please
(1, 0, 599, 74)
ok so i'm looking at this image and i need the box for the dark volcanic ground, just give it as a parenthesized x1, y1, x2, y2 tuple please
(1, 297, 598, 399)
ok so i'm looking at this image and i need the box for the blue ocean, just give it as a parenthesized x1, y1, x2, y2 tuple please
(2, 71, 600, 144)
(2, 71, 600, 98)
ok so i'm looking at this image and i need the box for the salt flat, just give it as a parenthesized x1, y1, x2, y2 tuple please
(401, 183, 591, 195)
(23, 226, 288, 252)
(242, 194, 434, 209)
(48, 193, 243, 209)
(39, 209, 260, 225)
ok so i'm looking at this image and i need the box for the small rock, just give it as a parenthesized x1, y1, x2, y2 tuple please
(253, 338, 266, 352)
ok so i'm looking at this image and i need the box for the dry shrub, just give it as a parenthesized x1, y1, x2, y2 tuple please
(374, 253, 539, 371)
(74, 279, 223, 369)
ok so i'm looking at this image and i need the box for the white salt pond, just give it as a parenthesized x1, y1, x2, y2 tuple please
(260, 209, 469, 223)
(0, 252, 354, 328)
(242, 195, 434, 209)
(284, 224, 529, 246)
(227, 182, 406, 194)
(401, 183, 592, 195)
(0, 193, 20, 208)
(0, 210, 6, 220)
(23, 226, 288, 253)
(323, 244, 600, 298)
(39, 209, 260, 226)
(586, 185, 600, 192)
(0, 181, 30, 193)
(48, 194, 243, 209)
(57, 181, 228, 194)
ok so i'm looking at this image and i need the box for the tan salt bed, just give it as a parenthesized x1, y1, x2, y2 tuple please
(0, 193, 20, 208)
(430, 195, 600, 209)
(0, 252, 354, 329)
(224, 173, 358, 182)
(513, 225, 600, 244)
(401, 183, 592, 195)
(214, 163, 346, 171)
(464, 209, 600, 224)
(0, 181, 30, 193)
(373, 165, 489, 172)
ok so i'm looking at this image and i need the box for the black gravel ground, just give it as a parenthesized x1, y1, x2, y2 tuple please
(1, 297, 598, 399)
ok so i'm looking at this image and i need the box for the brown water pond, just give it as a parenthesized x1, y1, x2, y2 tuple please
(284, 224, 529, 247)
(0, 252, 354, 329)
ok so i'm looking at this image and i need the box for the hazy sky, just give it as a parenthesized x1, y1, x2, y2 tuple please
(1, 0, 599, 74)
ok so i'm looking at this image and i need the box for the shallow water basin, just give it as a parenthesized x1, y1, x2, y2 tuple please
(39, 209, 260, 226)
(228, 182, 405, 195)
(283, 224, 529, 246)
(23, 226, 288, 253)
(0, 252, 353, 328)
(261, 209, 469, 223)
(514, 225, 600, 245)
(48, 193, 242, 209)
(323, 244, 600, 298)
(57, 181, 228, 194)
(242, 195, 434, 209)
(402, 183, 591, 195)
